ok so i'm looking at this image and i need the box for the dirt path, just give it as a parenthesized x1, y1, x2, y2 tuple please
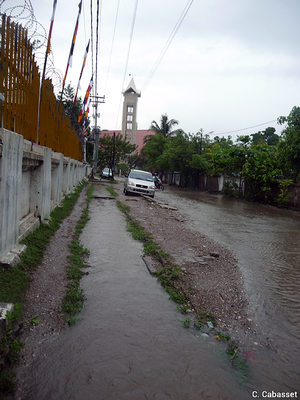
(15, 185, 89, 397)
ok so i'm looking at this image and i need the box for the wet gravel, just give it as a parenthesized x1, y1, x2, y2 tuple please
(117, 184, 253, 342)
(14, 179, 254, 396)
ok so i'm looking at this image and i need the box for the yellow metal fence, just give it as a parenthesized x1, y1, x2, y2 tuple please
(0, 15, 82, 161)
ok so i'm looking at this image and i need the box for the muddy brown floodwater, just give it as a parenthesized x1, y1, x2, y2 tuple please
(14, 180, 300, 399)
(155, 185, 300, 393)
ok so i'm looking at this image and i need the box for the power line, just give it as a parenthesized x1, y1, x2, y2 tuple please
(142, 0, 194, 92)
(95, 0, 100, 97)
(115, 0, 139, 129)
(90, 0, 94, 92)
(213, 120, 278, 136)
(101, 0, 120, 128)
(103, 0, 120, 94)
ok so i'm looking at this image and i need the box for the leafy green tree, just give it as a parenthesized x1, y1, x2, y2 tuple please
(59, 83, 86, 136)
(278, 106, 300, 182)
(150, 114, 180, 138)
(263, 127, 279, 146)
(251, 127, 279, 146)
(251, 132, 264, 145)
(157, 131, 212, 186)
(236, 135, 252, 146)
(142, 133, 168, 172)
(242, 144, 281, 201)
(98, 133, 136, 177)
(213, 135, 233, 149)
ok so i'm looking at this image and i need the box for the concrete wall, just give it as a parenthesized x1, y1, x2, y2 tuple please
(0, 128, 91, 263)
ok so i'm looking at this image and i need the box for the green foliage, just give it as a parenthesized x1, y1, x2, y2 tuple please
(251, 127, 279, 146)
(242, 145, 281, 201)
(118, 162, 129, 175)
(216, 331, 230, 342)
(195, 311, 215, 327)
(142, 133, 168, 172)
(105, 186, 118, 197)
(278, 106, 300, 182)
(98, 133, 136, 173)
(116, 201, 130, 213)
(0, 182, 89, 397)
(276, 179, 293, 206)
(213, 135, 233, 148)
(0, 267, 29, 304)
(222, 180, 239, 197)
(150, 114, 180, 137)
(211, 146, 246, 177)
(143, 130, 212, 184)
(62, 184, 94, 325)
(141, 106, 300, 201)
(60, 83, 84, 134)
(181, 317, 191, 327)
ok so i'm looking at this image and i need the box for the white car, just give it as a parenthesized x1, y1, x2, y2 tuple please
(102, 168, 112, 179)
(124, 169, 155, 198)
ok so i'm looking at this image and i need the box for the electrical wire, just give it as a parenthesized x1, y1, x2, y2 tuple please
(213, 120, 277, 136)
(82, 0, 90, 81)
(103, 0, 120, 95)
(90, 0, 94, 93)
(100, 0, 120, 128)
(142, 0, 194, 92)
(95, 0, 99, 97)
(114, 0, 139, 129)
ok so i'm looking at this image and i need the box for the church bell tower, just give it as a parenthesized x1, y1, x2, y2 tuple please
(121, 77, 141, 146)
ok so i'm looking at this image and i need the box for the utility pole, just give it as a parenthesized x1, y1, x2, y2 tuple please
(90, 95, 105, 178)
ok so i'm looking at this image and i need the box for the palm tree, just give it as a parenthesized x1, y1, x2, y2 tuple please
(150, 114, 179, 138)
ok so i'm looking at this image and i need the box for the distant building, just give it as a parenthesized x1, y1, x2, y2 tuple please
(100, 77, 156, 152)
(121, 77, 141, 146)
(99, 129, 156, 153)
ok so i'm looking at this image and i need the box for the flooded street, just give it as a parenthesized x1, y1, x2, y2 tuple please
(18, 185, 251, 400)
(16, 183, 300, 399)
(156, 187, 300, 393)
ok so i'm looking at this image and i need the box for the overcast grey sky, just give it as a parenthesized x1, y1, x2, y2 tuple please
(3, 0, 300, 140)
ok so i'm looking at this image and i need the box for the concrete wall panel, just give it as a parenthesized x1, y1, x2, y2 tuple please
(0, 129, 23, 257)
(0, 128, 91, 262)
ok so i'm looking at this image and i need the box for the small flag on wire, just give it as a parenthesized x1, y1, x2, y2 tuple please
(83, 98, 91, 128)
(47, 0, 58, 54)
(74, 39, 90, 105)
(78, 75, 93, 123)
(61, 0, 83, 93)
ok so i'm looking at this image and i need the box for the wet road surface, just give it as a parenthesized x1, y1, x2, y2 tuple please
(155, 186, 300, 394)
(19, 184, 251, 399)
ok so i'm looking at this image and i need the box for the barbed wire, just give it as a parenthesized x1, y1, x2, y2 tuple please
(0, 0, 62, 90)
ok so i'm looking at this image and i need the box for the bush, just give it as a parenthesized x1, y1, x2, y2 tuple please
(223, 180, 239, 197)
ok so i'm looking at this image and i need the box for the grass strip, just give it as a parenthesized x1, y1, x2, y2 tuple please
(0, 181, 87, 304)
(0, 180, 88, 398)
(61, 184, 94, 326)
(116, 200, 248, 379)
(117, 200, 186, 306)
(105, 186, 118, 197)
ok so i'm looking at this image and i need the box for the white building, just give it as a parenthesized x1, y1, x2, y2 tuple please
(121, 77, 141, 146)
